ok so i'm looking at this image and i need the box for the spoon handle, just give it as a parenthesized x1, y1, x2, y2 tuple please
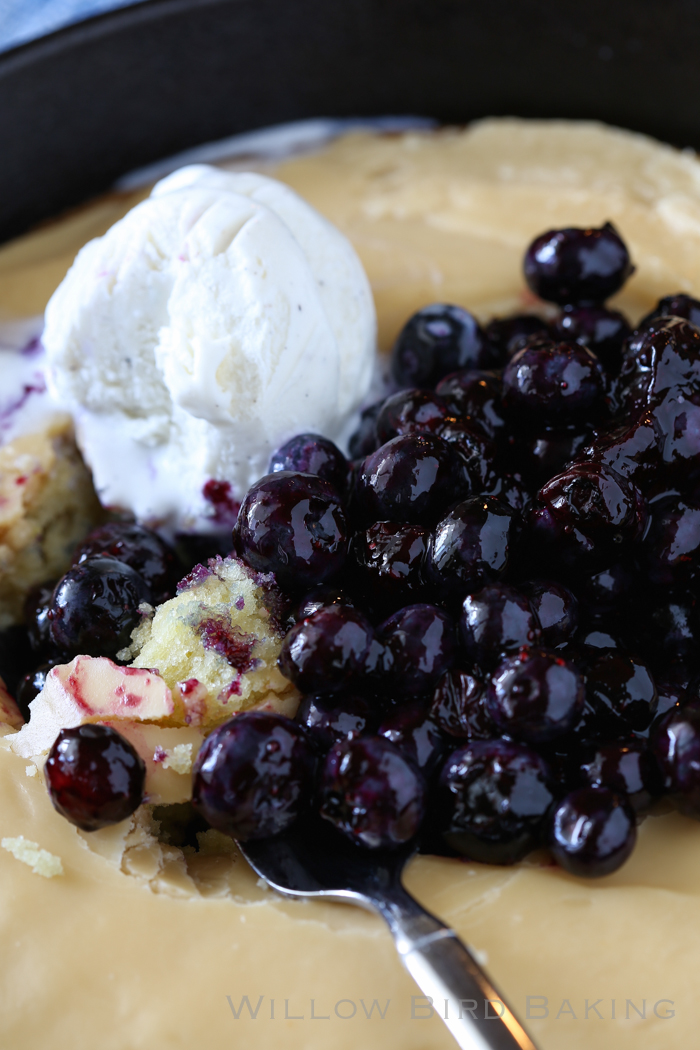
(377, 887, 539, 1050)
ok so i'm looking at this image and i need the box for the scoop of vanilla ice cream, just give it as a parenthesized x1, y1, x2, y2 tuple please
(42, 165, 376, 533)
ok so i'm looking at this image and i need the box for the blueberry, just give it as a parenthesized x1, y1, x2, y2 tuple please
(537, 463, 647, 548)
(549, 786, 636, 877)
(72, 521, 179, 604)
(375, 389, 452, 444)
(503, 339, 606, 421)
(554, 304, 631, 374)
(523, 223, 634, 305)
(15, 662, 58, 720)
(234, 471, 349, 591)
(378, 701, 446, 774)
(426, 496, 517, 605)
(524, 580, 579, 646)
(643, 496, 700, 588)
(460, 584, 540, 668)
(517, 425, 592, 486)
(295, 692, 373, 752)
(580, 741, 662, 814)
(268, 433, 348, 492)
(436, 739, 555, 864)
(24, 583, 56, 657)
(583, 413, 661, 490)
(484, 315, 551, 358)
(319, 736, 426, 848)
(352, 522, 428, 612)
(391, 304, 498, 388)
(652, 700, 700, 815)
(435, 370, 506, 440)
(430, 667, 494, 739)
(45, 724, 146, 832)
(293, 585, 354, 622)
(643, 593, 700, 666)
(348, 401, 383, 460)
(48, 557, 151, 659)
(487, 647, 585, 744)
(192, 712, 314, 840)
(379, 604, 456, 696)
(354, 433, 469, 527)
(585, 650, 658, 735)
(578, 563, 634, 614)
(483, 472, 532, 515)
(435, 421, 496, 490)
(639, 292, 700, 330)
(621, 317, 700, 407)
(278, 605, 378, 695)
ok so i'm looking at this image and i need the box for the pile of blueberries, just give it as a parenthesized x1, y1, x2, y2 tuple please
(22, 222, 700, 880)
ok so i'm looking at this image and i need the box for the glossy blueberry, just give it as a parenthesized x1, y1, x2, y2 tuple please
(643, 594, 700, 666)
(580, 742, 662, 814)
(430, 667, 494, 739)
(435, 421, 496, 490)
(391, 303, 498, 388)
(319, 736, 426, 849)
(45, 724, 146, 832)
(585, 650, 658, 735)
(621, 317, 700, 404)
(294, 585, 354, 622)
(461, 584, 540, 668)
(72, 521, 178, 604)
(578, 563, 634, 614)
(643, 497, 700, 587)
(379, 604, 456, 695)
(353, 522, 428, 611)
(652, 701, 700, 814)
(15, 662, 58, 720)
(538, 463, 647, 546)
(554, 304, 631, 373)
(24, 583, 56, 657)
(348, 401, 383, 460)
(47, 557, 151, 659)
(518, 425, 592, 485)
(426, 496, 517, 604)
(503, 339, 606, 421)
(234, 471, 349, 591)
(549, 787, 637, 877)
(483, 473, 532, 514)
(268, 433, 349, 492)
(436, 739, 555, 864)
(375, 388, 452, 444)
(487, 647, 584, 744)
(278, 605, 378, 694)
(295, 693, 373, 752)
(639, 292, 700, 330)
(193, 713, 314, 841)
(435, 370, 506, 439)
(583, 413, 661, 489)
(354, 434, 469, 527)
(378, 701, 446, 774)
(523, 223, 634, 305)
(524, 580, 578, 646)
(484, 315, 551, 358)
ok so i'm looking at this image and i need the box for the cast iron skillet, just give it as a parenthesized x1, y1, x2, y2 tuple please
(0, 0, 699, 243)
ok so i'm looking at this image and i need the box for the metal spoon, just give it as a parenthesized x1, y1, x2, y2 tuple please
(238, 820, 539, 1050)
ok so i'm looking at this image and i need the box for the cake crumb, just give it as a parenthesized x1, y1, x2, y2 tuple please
(1, 835, 63, 878)
(24, 763, 37, 777)
(196, 828, 237, 856)
(161, 743, 193, 774)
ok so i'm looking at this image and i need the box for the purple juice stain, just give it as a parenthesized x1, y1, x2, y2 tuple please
(196, 614, 258, 673)
(202, 479, 240, 526)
